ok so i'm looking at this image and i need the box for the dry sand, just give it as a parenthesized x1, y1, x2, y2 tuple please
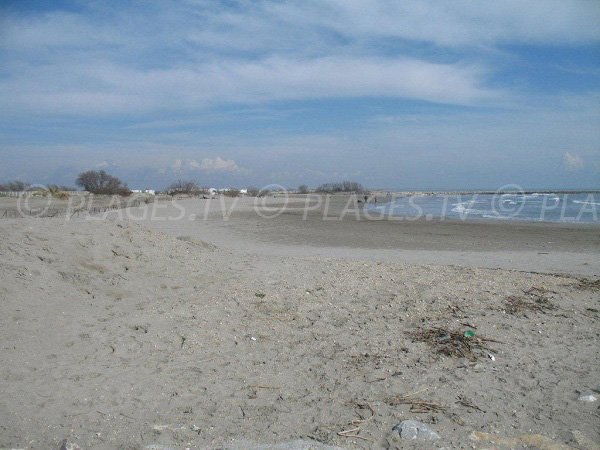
(0, 195, 599, 449)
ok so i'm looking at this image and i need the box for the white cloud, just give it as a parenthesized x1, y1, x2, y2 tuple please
(564, 152, 585, 171)
(197, 157, 241, 173)
(272, 0, 600, 47)
(8, 1, 600, 116)
(0, 56, 497, 117)
(95, 160, 121, 170)
(3, 1, 599, 55)
(169, 157, 242, 174)
(172, 159, 184, 172)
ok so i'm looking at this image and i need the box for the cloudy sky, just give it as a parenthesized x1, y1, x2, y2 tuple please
(1, 0, 599, 190)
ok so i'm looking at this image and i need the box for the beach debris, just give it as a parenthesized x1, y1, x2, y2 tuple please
(393, 420, 440, 441)
(504, 287, 556, 315)
(456, 395, 485, 413)
(463, 329, 476, 338)
(255, 292, 266, 298)
(250, 336, 257, 341)
(336, 403, 374, 442)
(386, 393, 446, 413)
(449, 413, 466, 426)
(447, 304, 465, 317)
(224, 439, 344, 449)
(575, 277, 600, 291)
(409, 327, 498, 360)
(350, 402, 374, 426)
(111, 248, 130, 258)
(469, 431, 572, 450)
(133, 324, 148, 334)
(58, 440, 81, 450)
(488, 353, 496, 361)
(569, 430, 600, 450)
(578, 394, 598, 402)
(336, 427, 373, 442)
(386, 395, 447, 414)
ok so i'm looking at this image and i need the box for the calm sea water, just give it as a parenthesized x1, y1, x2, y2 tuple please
(366, 192, 599, 223)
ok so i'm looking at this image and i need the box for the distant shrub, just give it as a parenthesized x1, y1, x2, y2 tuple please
(75, 170, 131, 195)
(315, 181, 365, 193)
(223, 189, 240, 197)
(298, 184, 309, 194)
(246, 186, 260, 197)
(48, 186, 70, 200)
(48, 184, 77, 192)
(246, 186, 271, 197)
(0, 180, 29, 192)
(167, 180, 201, 195)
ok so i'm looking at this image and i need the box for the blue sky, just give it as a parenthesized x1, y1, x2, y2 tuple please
(1, 0, 599, 190)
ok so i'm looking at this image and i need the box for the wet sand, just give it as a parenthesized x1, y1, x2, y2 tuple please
(142, 196, 600, 276)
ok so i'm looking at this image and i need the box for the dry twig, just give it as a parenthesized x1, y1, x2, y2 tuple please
(386, 394, 447, 413)
(504, 287, 556, 315)
(456, 395, 485, 412)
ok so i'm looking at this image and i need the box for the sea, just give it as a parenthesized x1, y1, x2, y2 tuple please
(366, 192, 600, 224)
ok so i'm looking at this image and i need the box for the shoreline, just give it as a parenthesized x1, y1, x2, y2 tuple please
(131, 197, 600, 276)
(369, 189, 600, 196)
(1, 190, 599, 225)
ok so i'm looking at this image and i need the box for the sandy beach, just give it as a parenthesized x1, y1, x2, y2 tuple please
(1, 195, 599, 449)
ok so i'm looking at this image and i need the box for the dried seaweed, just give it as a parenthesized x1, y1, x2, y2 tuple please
(575, 278, 600, 291)
(504, 286, 556, 315)
(409, 327, 496, 360)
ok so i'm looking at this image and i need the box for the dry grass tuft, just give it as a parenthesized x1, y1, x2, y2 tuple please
(48, 186, 70, 200)
(409, 327, 497, 360)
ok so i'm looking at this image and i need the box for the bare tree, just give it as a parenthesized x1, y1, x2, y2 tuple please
(223, 189, 240, 197)
(246, 186, 260, 196)
(75, 170, 130, 195)
(167, 180, 200, 195)
(298, 184, 309, 194)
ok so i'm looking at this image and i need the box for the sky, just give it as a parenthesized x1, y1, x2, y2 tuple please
(0, 0, 599, 190)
